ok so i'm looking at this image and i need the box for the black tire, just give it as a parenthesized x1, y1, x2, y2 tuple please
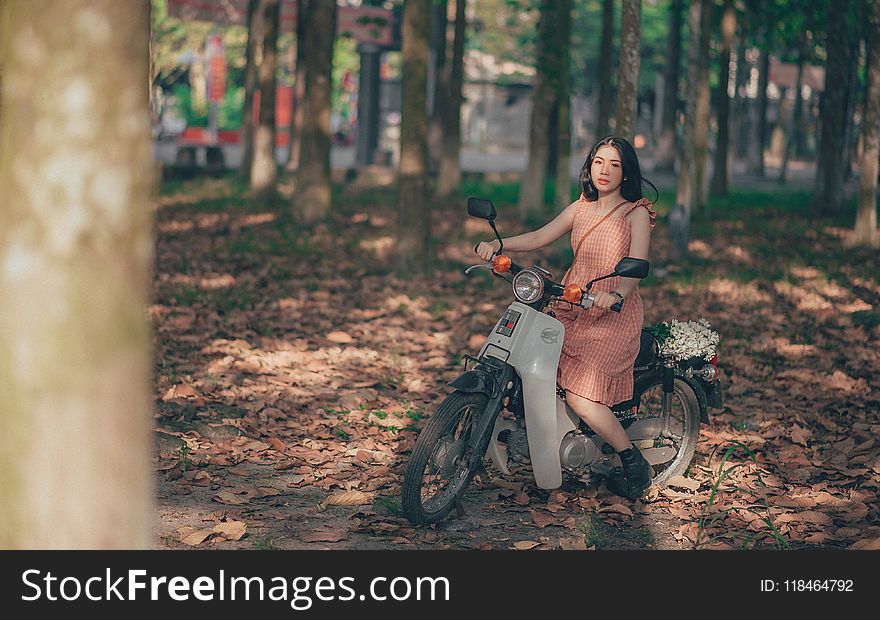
(401, 391, 490, 526)
(634, 377, 701, 487)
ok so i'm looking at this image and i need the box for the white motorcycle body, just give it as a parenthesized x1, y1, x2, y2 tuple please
(476, 301, 579, 489)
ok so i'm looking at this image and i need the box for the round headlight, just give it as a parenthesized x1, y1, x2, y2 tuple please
(512, 269, 544, 303)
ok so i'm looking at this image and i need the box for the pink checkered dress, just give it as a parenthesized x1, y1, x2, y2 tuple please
(554, 197, 656, 406)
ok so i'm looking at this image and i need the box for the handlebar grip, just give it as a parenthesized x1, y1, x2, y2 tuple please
(610, 301, 622, 313)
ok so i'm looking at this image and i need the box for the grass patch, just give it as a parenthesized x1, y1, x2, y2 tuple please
(251, 536, 278, 550)
(373, 496, 404, 517)
(576, 513, 605, 549)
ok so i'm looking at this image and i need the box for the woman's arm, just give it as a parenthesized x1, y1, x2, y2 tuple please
(613, 205, 652, 298)
(475, 199, 579, 260)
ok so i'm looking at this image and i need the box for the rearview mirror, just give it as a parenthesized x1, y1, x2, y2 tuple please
(614, 257, 650, 279)
(467, 197, 496, 220)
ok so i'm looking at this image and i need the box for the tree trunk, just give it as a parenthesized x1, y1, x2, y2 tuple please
(672, 0, 707, 262)
(813, 1, 850, 214)
(842, 22, 861, 182)
(614, 0, 642, 142)
(595, 0, 615, 140)
(693, 0, 712, 210)
(519, 0, 560, 216)
(294, 0, 336, 224)
(397, 0, 432, 273)
(240, 0, 262, 177)
(654, 0, 684, 171)
(0, 0, 154, 548)
(711, 0, 735, 196)
(250, 0, 280, 198)
(780, 31, 807, 184)
(286, 0, 309, 172)
(749, 30, 771, 176)
(732, 42, 748, 160)
(427, 0, 448, 178)
(851, 0, 880, 247)
(436, 0, 466, 199)
(555, 0, 574, 210)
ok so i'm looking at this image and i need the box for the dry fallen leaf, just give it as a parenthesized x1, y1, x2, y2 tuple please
(323, 490, 373, 507)
(214, 520, 247, 541)
(514, 492, 530, 506)
(512, 541, 541, 550)
(180, 527, 216, 546)
(213, 490, 249, 505)
(530, 510, 558, 529)
(790, 426, 812, 447)
(559, 537, 588, 551)
(848, 537, 880, 550)
(327, 331, 353, 344)
(666, 475, 700, 492)
(598, 503, 634, 518)
(302, 531, 349, 543)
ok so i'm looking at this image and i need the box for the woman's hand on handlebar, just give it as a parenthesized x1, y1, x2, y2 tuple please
(474, 240, 501, 262)
(592, 291, 619, 310)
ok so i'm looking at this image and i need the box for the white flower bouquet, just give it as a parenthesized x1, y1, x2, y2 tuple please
(646, 318, 720, 364)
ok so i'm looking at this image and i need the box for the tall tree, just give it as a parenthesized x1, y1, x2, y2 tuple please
(693, 0, 712, 209)
(779, 29, 808, 183)
(749, 24, 771, 176)
(286, 0, 310, 172)
(250, 0, 280, 198)
(813, 0, 850, 214)
(654, 0, 684, 171)
(614, 0, 641, 142)
(397, 0, 432, 273)
(595, 0, 615, 140)
(0, 0, 154, 548)
(711, 0, 736, 196)
(294, 0, 336, 223)
(671, 0, 708, 261)
(851, 0, 880, 247)
(554, 0, 574, 210)
(519, 0, 562, 216)
(435, 0, 467, 199)
(427, 0, 448, 177)
(240, 0, 262, 178)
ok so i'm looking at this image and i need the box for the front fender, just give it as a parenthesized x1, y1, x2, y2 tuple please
(447, 370, 493, 396)
(677, 374, 711, 424)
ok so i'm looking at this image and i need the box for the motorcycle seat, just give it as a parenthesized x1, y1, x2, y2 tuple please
(635, 330, 658, 368)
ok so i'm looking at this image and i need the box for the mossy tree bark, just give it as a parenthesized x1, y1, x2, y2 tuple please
(396, 0, 432, 273)
(0, 0, 154, 548)
(294, 0, 336, 224)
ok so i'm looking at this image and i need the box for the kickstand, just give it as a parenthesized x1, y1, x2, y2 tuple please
(454, 496, 466, 518)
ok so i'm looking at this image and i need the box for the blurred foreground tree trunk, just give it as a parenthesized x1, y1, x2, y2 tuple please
(240, 0, 262, 178)
(435, 0, 467, 200)
(711, 0, 735, 196)
(813, 1, 849, 214)
(554, 0, 573, 210)
(294, 0, 336, 223)
(250, 0, 280, 199)
(397, 0, 432, 273)
(519, 0, 562, 216)
(0, 0, 154, 548)
(614, 0, 641, 142)
(286, 0, 309, 172)
(654, 0, 683, 171)
(595, 0, 615, 140)
(851, 0, 880, 247)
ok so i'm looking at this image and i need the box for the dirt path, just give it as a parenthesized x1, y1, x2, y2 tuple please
(151, 176, 880, 551)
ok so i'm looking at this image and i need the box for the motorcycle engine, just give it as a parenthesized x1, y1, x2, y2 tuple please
(560, 431, 599, 474)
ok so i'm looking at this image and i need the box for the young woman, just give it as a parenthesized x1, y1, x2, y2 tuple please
(475, 136, 657, 500)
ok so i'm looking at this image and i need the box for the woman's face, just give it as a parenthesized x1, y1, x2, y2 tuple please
(590, 145, 623, 194)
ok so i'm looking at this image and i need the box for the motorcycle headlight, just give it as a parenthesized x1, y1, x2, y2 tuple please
(512, 269, 544, 303)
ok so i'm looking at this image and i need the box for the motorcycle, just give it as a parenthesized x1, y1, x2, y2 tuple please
(401, 197, 724, 526)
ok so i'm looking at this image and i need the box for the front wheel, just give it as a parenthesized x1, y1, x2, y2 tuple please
(401, 391, 490, 526)
(635, 377, 701, 487)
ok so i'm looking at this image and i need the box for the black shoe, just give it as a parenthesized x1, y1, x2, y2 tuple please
(605, 446, 653, 500)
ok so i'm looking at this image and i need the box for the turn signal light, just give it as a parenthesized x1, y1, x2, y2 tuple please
(492, 254, 511, 273)
(562, 284, 583, 303)
(711, 354, 718, 367)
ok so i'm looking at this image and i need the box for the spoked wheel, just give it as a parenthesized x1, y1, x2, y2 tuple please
(635, 377, 701, 487)
(401, 391, 490, 526)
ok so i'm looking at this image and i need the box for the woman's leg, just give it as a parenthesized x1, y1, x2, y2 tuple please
(565, 391, 633, 452)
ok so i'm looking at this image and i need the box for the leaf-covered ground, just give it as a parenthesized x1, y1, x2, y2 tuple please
(151, 171, 880, 550)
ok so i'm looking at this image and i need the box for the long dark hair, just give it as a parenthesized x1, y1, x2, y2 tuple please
(578, 136, 658, 203)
